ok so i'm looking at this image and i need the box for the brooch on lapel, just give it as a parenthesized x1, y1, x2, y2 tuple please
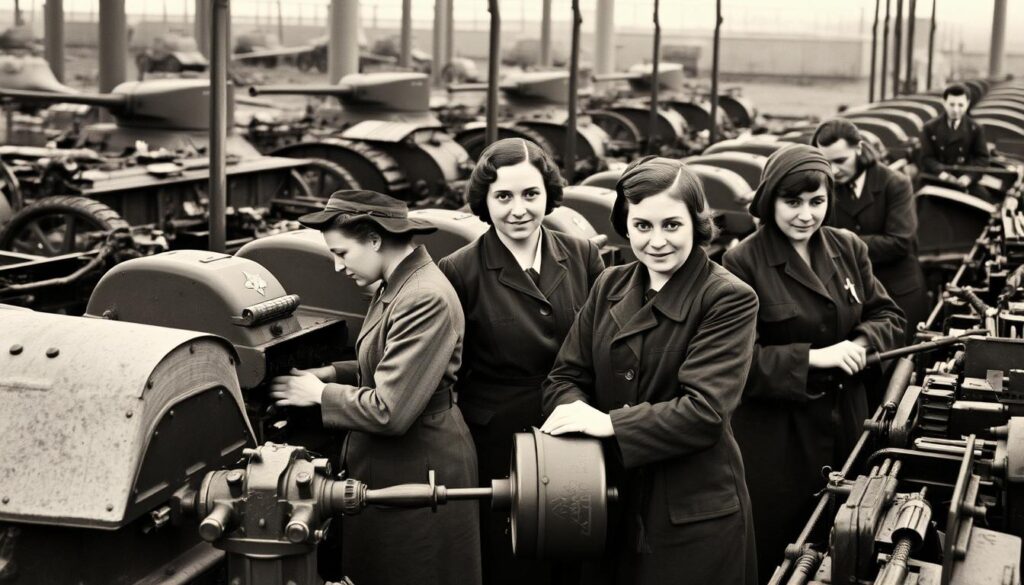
(843, 277, 862, 304)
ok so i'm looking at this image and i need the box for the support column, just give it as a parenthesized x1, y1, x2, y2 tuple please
(905, 0, 916, 93)
(988, 0, 1007, 78)
(98, 0, 127, 93)
(195, 0, 210, 58)
(926, 0, 937, 90)
(892, 0, 902, 96)
(880, 0, 890, 100)
(431, 0, 449, 87)
(594, 0, 615, 75)
(400, 0, 412, 68)
(869, 0, 879, 102)
(44, 0, 65, 83)
(209, 0, 228, 254)
(541, 0, 552, 68)
(444, 0, 454, 66)
(328, 0, 360, 84)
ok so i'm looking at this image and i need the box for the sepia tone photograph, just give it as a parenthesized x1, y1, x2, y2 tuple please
(0, 1, 1022, 583)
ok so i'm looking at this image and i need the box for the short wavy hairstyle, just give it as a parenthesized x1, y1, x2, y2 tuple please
(611, 156, 718, 247)
(464, 138, 564, 224)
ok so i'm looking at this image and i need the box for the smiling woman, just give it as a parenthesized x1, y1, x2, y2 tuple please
(539, 156, 758, 585)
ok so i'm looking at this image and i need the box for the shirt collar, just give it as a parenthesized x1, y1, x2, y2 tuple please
(494, 227, 543, 272)
(852, 171, 867, 198)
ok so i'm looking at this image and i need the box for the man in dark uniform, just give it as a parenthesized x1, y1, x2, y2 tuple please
(920, 82, 992, 201)
(813, 118, 928, 344)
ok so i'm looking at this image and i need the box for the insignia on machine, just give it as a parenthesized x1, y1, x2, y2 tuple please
(243, 271, 268, 296)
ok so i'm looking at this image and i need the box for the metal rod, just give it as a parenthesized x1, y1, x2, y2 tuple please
(432, 0, 448, 87)
(905, 0, 916, 93)
(98, 0, 127, 94)
(988, 0, 1007, 78)
(328, 0, 359, 84)
(881, 0, 890, 100)
(892, 0, 903, 96)
(564, 0, 581, 183)
(865, 329, 987, 367)
(486, 0, 500, 147)
(44, 0, 64, 83)
(209, 0, 228, 254)
(870, 0, 880, 103)
(400, 0, 412, 68)
(926, 0, 936, 90)
(709, 0, 722, 145)
(541, 0, 553, 68)
(595, 0, 615, 75)
(647, 0, 661, 155)
(445, 0, 454, 71)
(444, 487, 494, 499)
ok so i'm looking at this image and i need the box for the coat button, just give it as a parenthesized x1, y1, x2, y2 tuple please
(539, 306, 552, 316)
(624, 369, 635, 381)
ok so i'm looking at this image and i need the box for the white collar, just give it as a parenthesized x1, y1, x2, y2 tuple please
(530, 230, 543, 272)
(852, 171, 867, 198)
(495, 227, 543, 272)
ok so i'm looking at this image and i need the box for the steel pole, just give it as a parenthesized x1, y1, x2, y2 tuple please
(44, 0, 64, 83)
(647, 0, 660, 155)
(400, 0, 412, 68)
(277, 0, 284, 46)
(445, 0, 454, 68)
(328, 0, 360, 84)
(892, 0, 902, 96)
(98, 0, 127, 93)
(988, 0, 1007, 78)
(709, 0, 722, 145)
(905, 0, 916, 93)
(880, 0, 890, 100)
(486, 0, 500, 146)
(926, 0, 936, 90)
(595, 0, 615, 75)
(195, 0, 210, 57)
(869, 0, 879, 102)
(541, 0, 553, 68)
(565, 0, 581, 183)
(14, 0, 22, 26)
(209, 0, 228, 254)
(432, 0, 449, 87)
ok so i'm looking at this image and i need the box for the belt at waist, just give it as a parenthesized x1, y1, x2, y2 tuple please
(421, 387, 454, 416)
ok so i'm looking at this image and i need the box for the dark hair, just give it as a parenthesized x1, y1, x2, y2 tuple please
(328, 216, 414, 247)
(761, 168, 834, 231)
(611, 156, 718, 247)
(464, 138, 564, 224)
(812, 118, 877, 169)
(943, 83, 970, 101)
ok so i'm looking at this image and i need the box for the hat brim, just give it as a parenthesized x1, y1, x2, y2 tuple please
(297, 210, 437, 235)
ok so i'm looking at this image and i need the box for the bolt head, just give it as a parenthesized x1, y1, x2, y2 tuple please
(45, 347, 59, 358)
(9, 344, 23, 355)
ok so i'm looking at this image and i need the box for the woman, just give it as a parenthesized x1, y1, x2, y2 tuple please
(812, 118, 929, 344)
(438, 138, 604, 584)
(270, 189, 481, 585)
(722, 143, 905, 580)
(540, 156, 759, 585)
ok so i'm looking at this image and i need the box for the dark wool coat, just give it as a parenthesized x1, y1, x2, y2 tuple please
(438, 226, 604, 585)
(322, 246, 481, 585)
(831, 162, 928, 342)
(722, 226, 905, 581)
(920, 113, 990, 176)
(543, 248, 759, 585)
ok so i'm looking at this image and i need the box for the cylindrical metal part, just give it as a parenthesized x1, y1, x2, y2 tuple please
(44, 0, 65, 83)
(400, 0, 412, 68)
(892, 0, 903, 96)
(328, 0, 360, 84)
(905, 0, 916, 92)
(882, 357, 914, 412)
(194, 0, 210, 57)
(647, 0, 661, 156)
(98, 0, 127, 93)
(709, 0, 722, 145)
(541, 0, 553, 68)
(199, 501, 234, 542)
(431, 0, 449, 87)
(988, 0, 1007, 78)
(891, 490, 932, 549)
(209, 0, 228, 254)
(926, 0, 936, 89)
(785, 549, 822, 585)
(865, 329, 984, 367)
(870, 0, 880, 102)
(285, 504, 316, 543)
(876, 538, 913, 585)
(249, 84, 354, 97)
(445, 0, 454, 68)
(565, 0, 582, 183)
(485, 0, 500, 147)
(881, 0, 890, 99)
(594, 0, 615, 75)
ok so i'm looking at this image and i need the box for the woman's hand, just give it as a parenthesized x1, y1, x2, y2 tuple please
(809, 341, 867, 375)
(270, 368, 326, 407)
(539, 400, 615, 438)
(305, 365, 338, 383)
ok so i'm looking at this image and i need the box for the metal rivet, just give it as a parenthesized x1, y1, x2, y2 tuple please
(270, 323, 283, 336)
(227, 470, 244, 485)
(168, 410, 174, 417)
(9, 345, 22, 355)
(2, 496, 9, 504)
(147, 380, 154, 389)
(46, 347, 59, 358)
(541, 476, 549, 485)
(106, 504, 114, 512)
(296, 472, 311, 486)
(125, 410, 133, 418)
(258, 518, 266, 528)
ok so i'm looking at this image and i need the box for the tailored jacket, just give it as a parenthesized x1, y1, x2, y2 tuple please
(920, 113, 989, 176)
(831, 162, 928, 337)
(543, 248, 759, 585)
(322, 245, 481, 585)
(722, 226, 905, 579)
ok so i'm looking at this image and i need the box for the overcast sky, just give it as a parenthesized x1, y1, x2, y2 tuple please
(12, 0, 1021, 52)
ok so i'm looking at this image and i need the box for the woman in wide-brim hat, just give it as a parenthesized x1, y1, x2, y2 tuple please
(271, 189, 482, 585)
(722, 144, 904, 579)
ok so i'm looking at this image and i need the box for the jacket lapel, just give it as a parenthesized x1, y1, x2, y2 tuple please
(838, 170, 876, 218)
(538, 228, 569, 299)
(765, 227, 836, 302)
(356, 246, 434, 347)
(483, 228, 548, 304)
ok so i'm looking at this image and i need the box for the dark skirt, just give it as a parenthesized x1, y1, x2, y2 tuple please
(341, 406, 482, 585)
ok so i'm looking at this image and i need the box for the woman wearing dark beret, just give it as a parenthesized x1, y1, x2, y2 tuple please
(438, 138, 604, 584)
(270, 189, 481, 585)
(722, 144, 905, 580)
(541, 156, 758, 585)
